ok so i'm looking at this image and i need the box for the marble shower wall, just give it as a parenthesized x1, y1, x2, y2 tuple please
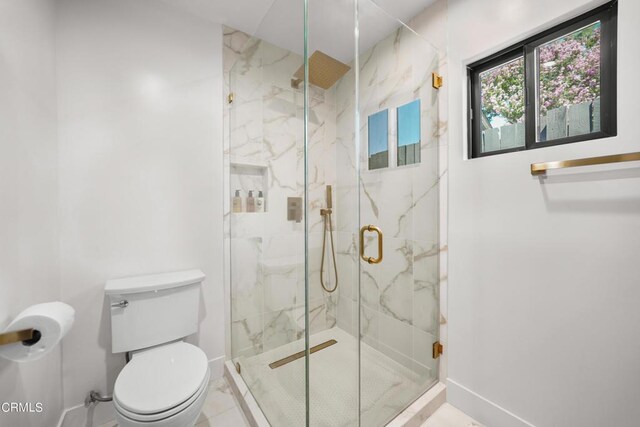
(223, 0, 449, 384)
(334, 19, 444, 383)
(223, 27, 340, 360)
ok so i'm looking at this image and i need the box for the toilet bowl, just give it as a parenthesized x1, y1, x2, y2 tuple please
(113, 341, 210, 427)
(105, 270, 210, 427)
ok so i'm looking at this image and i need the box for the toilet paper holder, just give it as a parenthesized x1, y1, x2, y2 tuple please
(0, 328, 39, 346)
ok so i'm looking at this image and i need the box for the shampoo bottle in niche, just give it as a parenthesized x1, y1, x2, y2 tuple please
(232, 190, 243, 213)
(255, 191, 265, 212)
(246, 190, 255, 213)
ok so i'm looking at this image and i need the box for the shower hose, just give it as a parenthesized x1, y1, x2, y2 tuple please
(320, 212, 339, 293)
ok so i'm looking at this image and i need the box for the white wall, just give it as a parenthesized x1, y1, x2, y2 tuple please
(447, 0, 640, 426)
(55, 0, 224, 423)
(0, 1, 62, 426)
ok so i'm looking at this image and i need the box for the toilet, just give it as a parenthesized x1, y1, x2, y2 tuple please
(105, 270, 210, 427)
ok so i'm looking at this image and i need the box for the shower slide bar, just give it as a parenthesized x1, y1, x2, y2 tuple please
(531, 151, 640, 175)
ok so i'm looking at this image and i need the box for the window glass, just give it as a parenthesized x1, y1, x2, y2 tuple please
(397, 99, 421, 166)
(468, 2, 615, 158)
(479, 56, 526, 153)
(537, 21, 601, 141)
(368, 109, 389, 170)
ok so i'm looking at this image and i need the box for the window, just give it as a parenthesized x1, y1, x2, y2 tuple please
(468, 1, 616, 158)
(368, 109, 389, 170)
(397, 99, 421, 166)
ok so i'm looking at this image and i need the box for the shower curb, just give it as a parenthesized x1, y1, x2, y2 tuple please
(386, 382, 447, 427)
(224, 361, 270, 427)
(225, 360, 446, 426)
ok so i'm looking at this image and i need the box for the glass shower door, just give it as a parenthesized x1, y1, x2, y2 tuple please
(227, 0, 441, 424)
(355, 1, 441, 425)
(305, 0, 360, 425)
(226, 2, 310, 424)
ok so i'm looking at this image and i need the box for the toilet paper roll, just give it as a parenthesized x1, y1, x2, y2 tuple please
(0, 302, 75, 362)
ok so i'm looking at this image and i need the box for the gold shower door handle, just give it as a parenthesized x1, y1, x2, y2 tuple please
(359, 225, 383, 264)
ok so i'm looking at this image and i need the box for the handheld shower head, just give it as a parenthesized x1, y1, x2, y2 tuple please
(320, 184, 338, 293)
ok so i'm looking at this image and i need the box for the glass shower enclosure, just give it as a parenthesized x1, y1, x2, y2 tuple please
(224, 0, 441, 424)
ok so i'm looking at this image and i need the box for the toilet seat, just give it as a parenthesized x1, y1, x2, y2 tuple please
(114, 369, 210, 422)
(113, 341, 209, 422)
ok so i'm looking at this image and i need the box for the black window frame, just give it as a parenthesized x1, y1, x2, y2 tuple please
(468, 0, 617, 159)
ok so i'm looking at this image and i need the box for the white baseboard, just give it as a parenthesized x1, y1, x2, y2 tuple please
(56, 405, 78, 427)
(208, 354, 225, 379)
(447, 379, 536, 427)
(56, 401, 115, 427)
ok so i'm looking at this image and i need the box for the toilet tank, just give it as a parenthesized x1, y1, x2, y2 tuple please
(105, 269, 205, 353)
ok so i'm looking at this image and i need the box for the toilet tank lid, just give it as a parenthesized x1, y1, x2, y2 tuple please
(105, 269, 205, 295)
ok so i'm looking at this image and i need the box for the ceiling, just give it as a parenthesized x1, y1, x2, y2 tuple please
(158, 0, 437, 62)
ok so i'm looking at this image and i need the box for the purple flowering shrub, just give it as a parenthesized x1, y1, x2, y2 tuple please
(539, 25, 600, 115)
(480, 57, 525, 124)
(481, 22, 601, 125)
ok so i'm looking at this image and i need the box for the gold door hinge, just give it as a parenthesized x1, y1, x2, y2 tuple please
(432, 72, 443, 89)
(228, 93, 234, 104)
(235, 362, 241, 373)
(432, 341, 444, 359)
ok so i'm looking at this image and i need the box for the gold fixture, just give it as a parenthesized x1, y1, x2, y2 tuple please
(432, 341, 444, 359)
(531, 152, 640, 175)
(235, 362, 241, 374)
(292, 51, 351, 90)
(359, 225, 383, 264)
(228, 93, 234, 104)
(269, 339, 338, 369)
(320, 185, 338, 293)
(0, 328, 34, 346)
(432, 72, 443, 89)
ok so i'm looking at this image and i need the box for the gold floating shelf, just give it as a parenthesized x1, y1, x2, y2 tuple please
(0, 328, 34, 346)
(531, 152, 640, 175)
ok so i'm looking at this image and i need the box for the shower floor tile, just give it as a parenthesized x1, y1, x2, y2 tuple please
(97, 371, 481, 427)
(235, 327, 435, 426)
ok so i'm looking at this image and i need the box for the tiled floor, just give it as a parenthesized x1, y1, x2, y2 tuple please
(421, 403, 484, 427)
(97, 377, 248, 427)
(99, 377, 481, 427)
(193, 378, 249, 426)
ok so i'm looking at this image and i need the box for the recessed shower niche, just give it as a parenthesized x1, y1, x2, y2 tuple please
(230, 158, 268, 214)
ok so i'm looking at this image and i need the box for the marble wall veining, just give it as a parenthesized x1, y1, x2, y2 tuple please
(223, 27, 340, 361)
(333, 17, 444, 385)
(223, 0, 448, 395)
